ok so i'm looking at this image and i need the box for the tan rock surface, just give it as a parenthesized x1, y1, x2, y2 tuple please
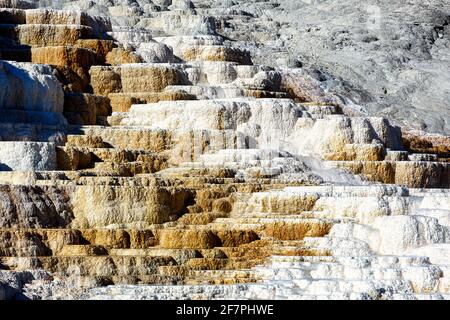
(63, 93, 111, 125)
(105, 47, 142, 65)
(182, 45, 252, 64)
(18, 24, 92, 47)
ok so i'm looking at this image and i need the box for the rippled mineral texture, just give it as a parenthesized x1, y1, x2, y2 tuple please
(0, 0, 449, 300)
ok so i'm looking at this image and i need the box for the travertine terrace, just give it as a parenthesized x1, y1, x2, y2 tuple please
(0, 0, 449, 300)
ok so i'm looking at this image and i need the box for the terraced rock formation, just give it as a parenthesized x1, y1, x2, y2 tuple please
(0, 2, 449, 300)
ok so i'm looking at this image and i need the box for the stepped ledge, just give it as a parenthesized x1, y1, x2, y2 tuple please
(0, 2, 449, 301)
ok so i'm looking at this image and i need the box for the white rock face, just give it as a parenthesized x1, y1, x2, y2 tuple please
(155, 35, 224, 57)
(117, 98, 302, 150)
(288, 115, 403, 158)
(116, 97, 403, 159)
(108, 27, 153, 45)
(137, 12, 216, 35)
(0, 142, 57, 171)
(0, 61, 64, 113)
(194, 62, 271, 86)
(371, 216, 449, 255)
(406, 244, 450, 265)
(136, 41, 174, 63)
(0, 61, 67, 142)
(168, 0, 194, 11)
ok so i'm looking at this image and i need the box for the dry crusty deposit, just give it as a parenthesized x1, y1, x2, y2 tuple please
(0, 1, 449, 301)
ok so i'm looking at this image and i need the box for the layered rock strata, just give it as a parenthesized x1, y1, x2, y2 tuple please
(0, 3, 449, 300)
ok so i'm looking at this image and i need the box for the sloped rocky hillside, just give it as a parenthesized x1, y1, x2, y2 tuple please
(215, 0, 450, 135)
(0, 0, 449, 300)
(28, 0, 450, 135)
